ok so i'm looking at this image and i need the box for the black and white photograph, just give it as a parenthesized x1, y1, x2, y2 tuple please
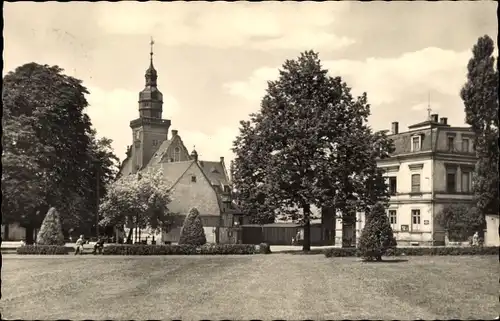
(1, 1, 499, 319)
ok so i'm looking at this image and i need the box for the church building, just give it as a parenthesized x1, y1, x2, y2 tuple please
(118, 42, 236, 244)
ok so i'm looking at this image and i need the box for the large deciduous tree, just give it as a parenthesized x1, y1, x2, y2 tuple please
(98, 169, 174, 243)
(435, 203, 484, 241)
(2, 63, 119, 242)
(231, 124, 277, 225)
(232, 51, 394, 251)
(460, 35, 499, 216)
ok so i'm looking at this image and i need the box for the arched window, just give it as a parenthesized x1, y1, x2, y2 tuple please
(173, 147, 180, 162)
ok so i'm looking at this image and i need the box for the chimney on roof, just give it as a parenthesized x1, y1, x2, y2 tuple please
(171, 129, 178, 137)
(220, 156, 224, 163)
(391, 122, 399, 135)
(440, 117, 448, 125)
(431, 114, 438, 123)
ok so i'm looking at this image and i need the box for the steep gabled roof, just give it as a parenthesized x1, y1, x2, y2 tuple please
(118, 156, 133, 177)
(199, 160, 229, 187)
(147, 160, 194, 189)
(149, 160, 222, 215)
(147, 139, 174, 167)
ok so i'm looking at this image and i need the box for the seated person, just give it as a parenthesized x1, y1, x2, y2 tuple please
(75, 235, 85, 255)
(93, 237, 105, 254)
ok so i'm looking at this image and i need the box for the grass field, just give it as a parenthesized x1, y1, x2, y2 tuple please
(1, 254, 498, 319)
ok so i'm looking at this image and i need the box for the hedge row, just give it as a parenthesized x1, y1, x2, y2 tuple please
(324, 246, 500, 258)
(16, 245, 71, 255)
(102, 244, 261, 255)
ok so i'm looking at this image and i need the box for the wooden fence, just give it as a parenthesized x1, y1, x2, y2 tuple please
(240, 223, 323, 245)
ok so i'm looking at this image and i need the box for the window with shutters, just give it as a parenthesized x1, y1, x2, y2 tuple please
(447, 136, 455, 152)
(461, 171, 471, 192)
(446, 171, 456, 193)
(389, 177, 397, 196)
(411, 136, 421, 152)
(462, 138, 469, 152)
(411, 174, 421, 193)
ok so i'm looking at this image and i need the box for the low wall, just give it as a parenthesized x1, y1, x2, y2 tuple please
(485, 214, 499, 246)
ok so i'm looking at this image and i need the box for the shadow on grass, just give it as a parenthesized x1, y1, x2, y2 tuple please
(361, 259, 409, 263)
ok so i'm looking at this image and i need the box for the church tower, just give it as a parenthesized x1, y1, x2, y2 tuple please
(129, 38, 171, 172)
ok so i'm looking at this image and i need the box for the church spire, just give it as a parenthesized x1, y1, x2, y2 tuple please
(145, 37, 157, 87)
(138, 37, 163, 119)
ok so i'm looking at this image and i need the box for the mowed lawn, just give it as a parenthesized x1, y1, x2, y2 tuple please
(1, 254, 498, 319)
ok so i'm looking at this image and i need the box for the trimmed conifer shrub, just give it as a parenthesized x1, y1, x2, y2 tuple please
(36, 207, 65, 245)
(178, 208, 207, 246)
(357, 203, 397, 261)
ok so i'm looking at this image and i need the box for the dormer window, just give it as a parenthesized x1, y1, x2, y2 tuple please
(447, 136, 455, 152)
(411, 136, 421, 152)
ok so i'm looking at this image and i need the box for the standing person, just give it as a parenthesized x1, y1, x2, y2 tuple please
(472, 231, 479, 246)
(75, 235, 85, 255)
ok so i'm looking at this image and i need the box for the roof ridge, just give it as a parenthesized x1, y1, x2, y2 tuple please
(191, 161, 224, 211)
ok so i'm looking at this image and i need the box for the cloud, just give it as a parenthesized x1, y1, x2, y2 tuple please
(410, 101, 442, 112)
(223, 67, 279, 102)
(224, 47, 472, 106)
(179, 127, 239, 164)
(95, 2, 354, 51)
(85, 85, 236, 163)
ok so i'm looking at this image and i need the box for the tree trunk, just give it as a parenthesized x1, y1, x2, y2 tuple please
(126, 228, 133, 244)
(4, 224, 10, 241)
(302, 204, 311, 252)
(25, 225, 34, 244)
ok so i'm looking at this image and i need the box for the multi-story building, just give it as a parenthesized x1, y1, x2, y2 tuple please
(368, 113, 477, 246)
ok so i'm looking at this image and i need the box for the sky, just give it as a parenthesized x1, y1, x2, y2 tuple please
(3, 2, 498, 165)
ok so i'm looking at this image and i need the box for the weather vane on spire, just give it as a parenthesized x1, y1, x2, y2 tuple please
(150, 37, 155, 56)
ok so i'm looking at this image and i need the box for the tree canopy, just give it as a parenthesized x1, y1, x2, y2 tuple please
(232, 51, 394, 251)
(435, 203, 484, 241)
(99, 169, 174, 243)
(460, 35, 499, 215)
(2, 63, 119, 242)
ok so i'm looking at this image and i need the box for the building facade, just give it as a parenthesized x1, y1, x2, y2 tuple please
(373, 114, 477, 246)
(118, 45, 236, 244)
